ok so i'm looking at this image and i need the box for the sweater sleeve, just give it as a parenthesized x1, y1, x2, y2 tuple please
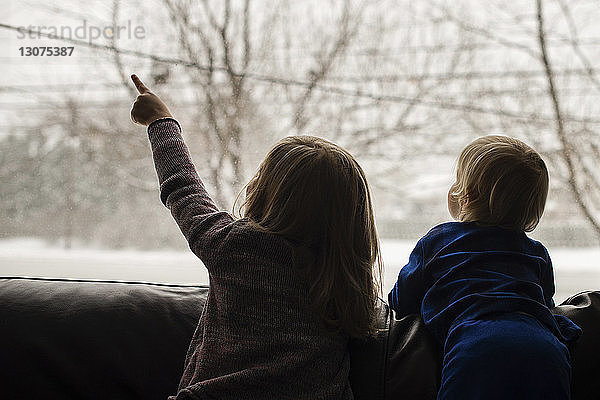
(387, 238, 426, 318)
(147, 118, 234, 267)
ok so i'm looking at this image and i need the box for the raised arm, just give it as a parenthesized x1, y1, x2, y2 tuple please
(130, 74, 233, 267)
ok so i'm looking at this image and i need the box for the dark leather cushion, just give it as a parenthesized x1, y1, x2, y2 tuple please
(1, 277, 599, 400)
(1, 277, 204, 400)
(553, 291, 600, 400)
(349, 306, 440, 400)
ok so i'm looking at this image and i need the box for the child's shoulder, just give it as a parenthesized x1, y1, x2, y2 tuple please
(426, 221, 540, 239)
(416, 221, 473, 253)
(422, 221, 476, 240)
(419, 220, 525, 250)
(421, 221, 550, 260)
(522, 234, 551, 261)
(226, 218, 294, 261)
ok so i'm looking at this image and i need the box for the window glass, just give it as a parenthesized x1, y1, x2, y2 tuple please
(1, 0, 599, 302)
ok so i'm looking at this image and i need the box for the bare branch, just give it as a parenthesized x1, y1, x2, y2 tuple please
(556, 0, 600, 92)
(537, 0, 600, 238)
(242, 0, 251, 70)
(290, 0, 362, 133)
(110, 0, 137, 98)
(436, 2, 540, 60)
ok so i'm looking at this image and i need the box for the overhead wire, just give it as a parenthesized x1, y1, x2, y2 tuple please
(1, 23, 600, 124)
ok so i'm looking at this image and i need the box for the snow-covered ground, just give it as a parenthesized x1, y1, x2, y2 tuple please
(0, 238, 598, 303)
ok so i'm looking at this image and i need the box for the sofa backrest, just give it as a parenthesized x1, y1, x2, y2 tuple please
(1, 277, 599, 400)
(1, 278, 205, 400)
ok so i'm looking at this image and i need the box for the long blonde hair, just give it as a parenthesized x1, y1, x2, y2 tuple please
(237, 136, 382, 338)
(449, 135, 549, 232)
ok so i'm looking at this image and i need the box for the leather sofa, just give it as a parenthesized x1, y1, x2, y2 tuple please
(1, 276, 599, 399)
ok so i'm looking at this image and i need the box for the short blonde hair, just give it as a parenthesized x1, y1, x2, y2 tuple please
(449, 135, 549, 232)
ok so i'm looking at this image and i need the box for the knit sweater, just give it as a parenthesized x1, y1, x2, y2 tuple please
(147, 118, 353, 400)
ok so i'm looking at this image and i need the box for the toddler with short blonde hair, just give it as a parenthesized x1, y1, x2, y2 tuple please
(389, 135, 581, 400)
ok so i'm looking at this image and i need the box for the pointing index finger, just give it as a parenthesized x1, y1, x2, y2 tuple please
(131, 74, 150, 94)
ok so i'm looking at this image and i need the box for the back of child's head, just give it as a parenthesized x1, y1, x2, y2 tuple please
(240, 135, 382, 338)
(449, 135, 548, 232)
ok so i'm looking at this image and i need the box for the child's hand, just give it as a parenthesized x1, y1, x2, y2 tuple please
(130, 74, 173, 126)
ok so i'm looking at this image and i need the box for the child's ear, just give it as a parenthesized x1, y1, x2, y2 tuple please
(463, 194, 471, 206)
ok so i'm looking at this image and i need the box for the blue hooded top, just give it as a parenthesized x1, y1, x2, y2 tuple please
(388, 221, 581, 345)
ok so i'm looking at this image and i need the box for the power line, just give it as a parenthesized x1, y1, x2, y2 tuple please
(1, 23, 600, 124)
(2, 99, 600, 125)
(326, 69, 600, 82)
(4, 67, 600, 93)
(0, 82, 599, 98)
(261, 40, 600, 57)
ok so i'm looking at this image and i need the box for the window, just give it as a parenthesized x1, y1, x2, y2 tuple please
(1, 0, 599, 302)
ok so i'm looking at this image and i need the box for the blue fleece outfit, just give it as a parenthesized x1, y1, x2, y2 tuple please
(388, 222, 581, 400)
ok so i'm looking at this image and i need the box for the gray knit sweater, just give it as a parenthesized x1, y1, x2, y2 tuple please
(147, 118, 353, 400)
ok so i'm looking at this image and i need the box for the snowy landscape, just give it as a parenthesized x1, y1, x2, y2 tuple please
(1, 237, 597, 304)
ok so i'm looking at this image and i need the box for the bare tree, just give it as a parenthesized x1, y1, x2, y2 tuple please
(5, 0, 600, 247)
(431, 0, 600, 241)
(536, 0, 600, 238)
